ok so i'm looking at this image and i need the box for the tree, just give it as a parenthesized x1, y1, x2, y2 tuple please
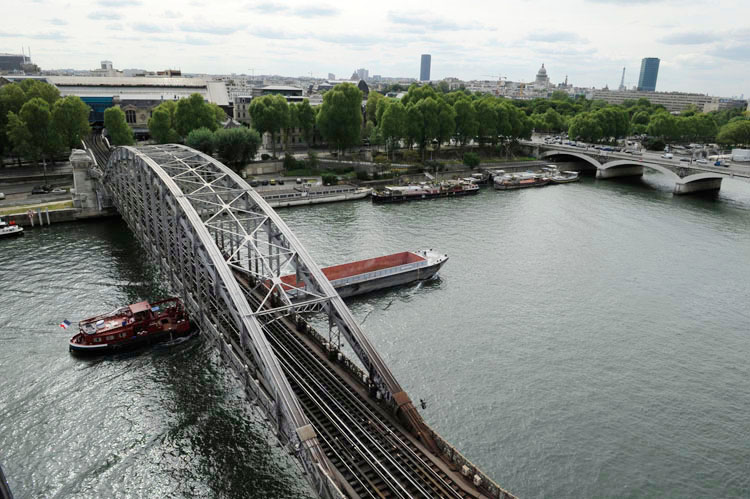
(104, 106, 135, 146)
(543, 108, 564, 133)
(316, 82, 362, 155)
(378, 100, 406, 160)
(716, 120, 750, 146)
(174, 93, 219, 137)
(435, 99, 456, 151)
(186, 127, 216, 155)
(473, 98, 497, 147)
(7, 97, 60, 163)
(52, 96, 91, 149)
(249, 94, 289, 158)
(568, 112, 602, 142)
(647, 112, 678, 141)
(19, 79, 60, 106)
(453, 97, 478, 148)
(406, 97, 441, 161)
(0, 83, 27, 155)
(365, 91, 384, 125)
(148, 101, 181, 143)
(214, 127, 261, 168)
(296, 99, 315, 147)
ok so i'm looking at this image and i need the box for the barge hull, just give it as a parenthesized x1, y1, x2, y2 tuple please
(335, 260, 444, 298)
(372, 189, 478, 204)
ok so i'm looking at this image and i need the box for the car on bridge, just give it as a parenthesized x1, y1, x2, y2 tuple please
(696, 159, 708, 164)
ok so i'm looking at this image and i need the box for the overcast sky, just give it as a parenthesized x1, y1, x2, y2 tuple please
(3, 0, 748, 97)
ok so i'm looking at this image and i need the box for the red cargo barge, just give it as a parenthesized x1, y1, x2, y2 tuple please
(280, 249, 448, 298)
(69, 298, 191, 355)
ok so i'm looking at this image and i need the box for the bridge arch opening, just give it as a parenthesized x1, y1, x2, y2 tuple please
(539, 151, 601, 174)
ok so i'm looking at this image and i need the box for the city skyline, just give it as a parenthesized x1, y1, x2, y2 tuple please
(2, 0, 749, 97)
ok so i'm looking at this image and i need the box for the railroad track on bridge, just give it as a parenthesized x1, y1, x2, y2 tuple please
(236, 273, 475, 498)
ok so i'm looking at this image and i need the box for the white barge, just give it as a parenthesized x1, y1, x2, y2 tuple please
(261, 185, 372, 208)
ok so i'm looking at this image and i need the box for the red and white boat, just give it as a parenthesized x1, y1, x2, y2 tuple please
(69, 298, 191, 355)
(280, 250, 448, 298)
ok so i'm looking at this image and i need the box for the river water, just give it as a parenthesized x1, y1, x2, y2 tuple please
(2, 172, 749, 498)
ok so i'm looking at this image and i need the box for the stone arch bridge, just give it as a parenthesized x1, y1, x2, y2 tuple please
(522, 143, 743, 195)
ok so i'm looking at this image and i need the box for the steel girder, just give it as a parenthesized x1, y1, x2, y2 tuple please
(105, 145, 344, 498)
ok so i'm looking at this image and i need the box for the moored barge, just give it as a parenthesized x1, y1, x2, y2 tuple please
(372, 181, 479, 203)
(280, 249, 448, 298)
(69, 298, 191, 355)
(493, 172, 550, 190)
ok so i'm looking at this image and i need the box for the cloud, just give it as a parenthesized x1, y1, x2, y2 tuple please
(184, 36, 212, 45)
(709, 44, 750, 62)
(387, 11, 485, 31)
(248, 2, 287, 13)
(98, 0, 141, 5)
(0, 30, 67, 40)
(527, 31, 587, 43)
(293, 5, 339, 17)
(659, 32, 719, 45)
(88, 11, 121, 20)
(48, 18, 67, 26)
(315, 33, 379, 46)
(133, 23, 171, 33)
(163, 10, 182, 18)
(587, 0, 667, 3)
(251, 27, 300, 39)
(107, 23, 124, 30)
(179, 22, 242, 35)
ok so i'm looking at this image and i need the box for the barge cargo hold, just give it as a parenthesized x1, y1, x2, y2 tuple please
(280, 249, 448, 298)
(261, 185, 372, 208)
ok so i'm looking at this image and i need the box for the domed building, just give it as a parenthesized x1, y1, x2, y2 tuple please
(534, 63, 550, 88)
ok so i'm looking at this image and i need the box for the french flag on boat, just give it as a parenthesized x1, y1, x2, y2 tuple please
(59, 319, 71, 329)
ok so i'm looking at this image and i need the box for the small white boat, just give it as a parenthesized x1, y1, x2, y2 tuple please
(543, 165, 580, 184)
(0, 217, 23, 238)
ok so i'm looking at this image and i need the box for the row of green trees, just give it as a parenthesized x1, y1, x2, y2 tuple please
(368, 84, 534, 161)
(0, 80, 91, 164)
(185, 127, 261, 167)
(147, 94, 226, 144)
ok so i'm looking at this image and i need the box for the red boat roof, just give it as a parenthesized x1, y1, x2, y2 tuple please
(129, 301, 151, 314)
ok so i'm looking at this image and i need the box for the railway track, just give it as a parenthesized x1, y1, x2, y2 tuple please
(83, 134, 112, 168)
(238, 278, 475, 498)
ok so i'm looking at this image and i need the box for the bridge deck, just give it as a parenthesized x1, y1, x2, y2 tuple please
(235, 271, 503, 498)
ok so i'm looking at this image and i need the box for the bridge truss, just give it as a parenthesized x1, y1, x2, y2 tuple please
(104, 144, 437, 497)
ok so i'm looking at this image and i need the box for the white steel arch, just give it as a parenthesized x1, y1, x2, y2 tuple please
(103, 144, 438, 494)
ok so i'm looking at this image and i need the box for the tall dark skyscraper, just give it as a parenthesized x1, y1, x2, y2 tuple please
(420, 54, 431, 81)
(637, 57, 660, 92)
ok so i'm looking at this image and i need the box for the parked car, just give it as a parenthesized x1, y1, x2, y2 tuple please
(31, 186, 47, 195)
(680, 158, 690, 162)
(50, 187, 66, 193)
(278, 179, 285, 185)
(0, 192, 5, 200)
(696, 159, 708, 164)
(249, 180, 259, 187)
(661, 153, 674, 159)
(296, 178, 303, 184)
(261, 179, 269, 186)
(269, 179, 277, 185)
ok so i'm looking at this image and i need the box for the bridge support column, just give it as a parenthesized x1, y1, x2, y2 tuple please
(674, 177, 722, 195)
(596, 165, 644, 179)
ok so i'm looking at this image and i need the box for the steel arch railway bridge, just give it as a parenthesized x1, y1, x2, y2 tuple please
(96, 143, 515, 499)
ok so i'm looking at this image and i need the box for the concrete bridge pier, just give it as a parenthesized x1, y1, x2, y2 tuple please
(674, 177, 722, 195)
(596, 165, 644, 179)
